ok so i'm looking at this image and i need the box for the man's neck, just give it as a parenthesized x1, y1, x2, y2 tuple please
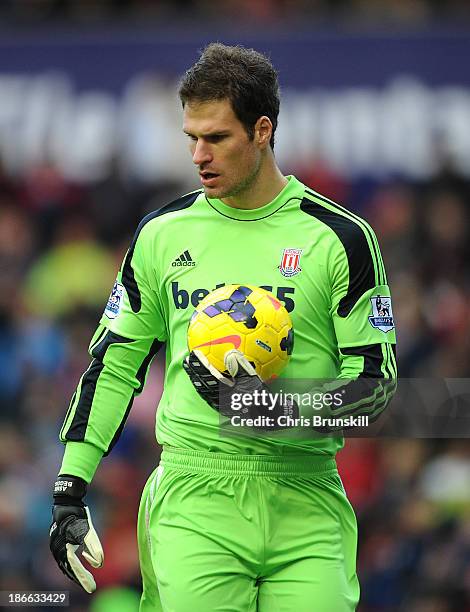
(221, 162, 288, 210)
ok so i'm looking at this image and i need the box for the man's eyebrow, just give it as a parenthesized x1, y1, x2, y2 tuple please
(183, 129, 230, 137)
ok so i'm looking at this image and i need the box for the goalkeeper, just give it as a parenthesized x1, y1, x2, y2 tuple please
(50, 43, 397, 611)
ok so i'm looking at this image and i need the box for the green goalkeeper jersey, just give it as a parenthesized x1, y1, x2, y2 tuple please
(60, 176, 397, 482)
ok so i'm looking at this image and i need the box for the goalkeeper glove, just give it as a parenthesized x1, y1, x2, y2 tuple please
(49, 475, 104, 593)
(183, 349, 297, 427)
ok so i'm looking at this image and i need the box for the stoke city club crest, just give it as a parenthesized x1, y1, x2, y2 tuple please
(279, 248, 302, 278)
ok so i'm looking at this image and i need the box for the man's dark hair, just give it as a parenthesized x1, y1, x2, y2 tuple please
(178, 43, 280, 149)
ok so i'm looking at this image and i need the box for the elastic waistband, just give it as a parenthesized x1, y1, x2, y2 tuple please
(161, 447, 337, 477)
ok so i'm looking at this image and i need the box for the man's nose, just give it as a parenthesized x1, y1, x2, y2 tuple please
(192, 140, 212, 166)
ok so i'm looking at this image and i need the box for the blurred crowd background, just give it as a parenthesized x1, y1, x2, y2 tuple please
(1, 2, 470, 612)
(1, 0, 470, 24)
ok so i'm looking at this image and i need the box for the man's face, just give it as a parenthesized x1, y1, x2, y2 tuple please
(183, 98, 262, 200)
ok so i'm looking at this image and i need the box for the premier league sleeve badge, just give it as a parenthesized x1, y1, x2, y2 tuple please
(368, 295, 395, 332)
(104, 281, 124, 320)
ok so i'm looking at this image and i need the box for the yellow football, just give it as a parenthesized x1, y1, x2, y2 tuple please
(187, 284, 293, 382)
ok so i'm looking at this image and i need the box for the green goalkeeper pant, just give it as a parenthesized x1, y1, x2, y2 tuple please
(137, 447, 360, 612)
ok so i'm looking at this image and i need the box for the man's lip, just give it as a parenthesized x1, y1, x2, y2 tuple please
(200, 173, 220, 186)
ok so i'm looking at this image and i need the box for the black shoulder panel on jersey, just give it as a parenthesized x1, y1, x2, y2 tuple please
(122, 191, 201, 313)
(300, 197, 376, 317)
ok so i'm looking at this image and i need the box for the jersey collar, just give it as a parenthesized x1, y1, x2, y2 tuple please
(205, 175, 303, 221)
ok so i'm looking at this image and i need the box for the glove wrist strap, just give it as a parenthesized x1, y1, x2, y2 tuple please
(53, 475, 87, 505)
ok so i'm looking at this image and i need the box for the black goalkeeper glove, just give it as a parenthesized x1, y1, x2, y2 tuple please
(183, 349, 298, 427)
(49, 475, 104, 593)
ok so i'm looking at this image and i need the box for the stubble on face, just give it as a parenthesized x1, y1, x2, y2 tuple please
(208, 153, 262, 200)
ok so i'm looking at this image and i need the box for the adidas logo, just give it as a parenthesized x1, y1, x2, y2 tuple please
(172, 250, 196, 267)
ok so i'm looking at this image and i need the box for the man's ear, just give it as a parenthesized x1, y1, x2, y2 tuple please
(255, 116, 273, 149)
